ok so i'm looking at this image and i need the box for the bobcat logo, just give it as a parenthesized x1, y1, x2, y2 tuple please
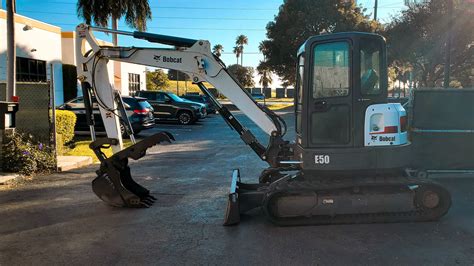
(154, 55, 182, 63)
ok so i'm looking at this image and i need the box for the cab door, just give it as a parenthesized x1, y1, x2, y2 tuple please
(307, 40, 353, 148)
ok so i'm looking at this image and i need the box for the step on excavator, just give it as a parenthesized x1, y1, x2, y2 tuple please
(75, 24, 451, 225)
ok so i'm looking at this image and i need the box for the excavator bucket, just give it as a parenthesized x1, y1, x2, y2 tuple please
(90, 132, 174, 208)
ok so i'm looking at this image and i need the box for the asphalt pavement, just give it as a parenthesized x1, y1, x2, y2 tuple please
(1, 111, 473, 265)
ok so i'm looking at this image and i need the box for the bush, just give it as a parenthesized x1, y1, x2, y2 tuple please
(3, 132, 56, 176)
(55, 110, 76, 145)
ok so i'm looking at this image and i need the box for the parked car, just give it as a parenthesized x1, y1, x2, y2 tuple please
(136, 91, 207, 125)
(58, 96, 155, 135)
(180, 94, 217, 114)
(251, 93, 265, 101)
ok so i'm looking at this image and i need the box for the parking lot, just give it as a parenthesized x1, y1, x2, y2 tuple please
(1, 111, 474, 265)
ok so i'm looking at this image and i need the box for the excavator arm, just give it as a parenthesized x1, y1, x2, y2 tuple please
(75, 24, 293, 210)
(76, 24, 290, 165)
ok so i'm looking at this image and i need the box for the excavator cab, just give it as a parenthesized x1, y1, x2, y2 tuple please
(294, 32, 409, 176)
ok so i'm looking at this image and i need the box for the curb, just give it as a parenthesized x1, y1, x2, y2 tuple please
(0, 174, 18, 185)
(57, 156, 93, 172)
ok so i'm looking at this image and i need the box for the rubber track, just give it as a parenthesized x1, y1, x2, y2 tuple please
(262, 175, 452, 226)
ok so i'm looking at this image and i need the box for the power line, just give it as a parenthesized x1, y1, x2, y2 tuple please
(48, 22, 266, 31)
(30, 1, 278, 11)
(17, 10, 272, 21)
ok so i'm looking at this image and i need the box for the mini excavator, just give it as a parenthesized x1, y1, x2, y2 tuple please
(75, 24, 451, 226)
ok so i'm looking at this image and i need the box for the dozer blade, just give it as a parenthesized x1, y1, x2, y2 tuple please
(223, 170, 241, 225)
(223, 169, 267, 226)
(91, 131, 174, 208)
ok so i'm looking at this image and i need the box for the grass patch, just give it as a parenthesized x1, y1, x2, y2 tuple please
(161, 81, 213, 95)
(65, 139, 133, 163)
(263, 98, 294, 102)
(266, 104, 294, 111)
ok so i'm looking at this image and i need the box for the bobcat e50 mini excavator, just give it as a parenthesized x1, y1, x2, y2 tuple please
(75, 23, 451, 226)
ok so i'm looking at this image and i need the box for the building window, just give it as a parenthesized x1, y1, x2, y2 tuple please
(16, 57, 47, 82)
(128, 73, 140, 94)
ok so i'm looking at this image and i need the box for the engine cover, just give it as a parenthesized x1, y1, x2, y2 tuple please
(365, 103, 408, 146)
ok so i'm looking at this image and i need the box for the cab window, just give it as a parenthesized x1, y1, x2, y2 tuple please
(360, 39, 382, 95)
(296, 54, 304, 134)
(312, 42, 350, 99)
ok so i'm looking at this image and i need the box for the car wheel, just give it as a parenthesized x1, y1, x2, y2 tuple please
(178, 111, 193, 125)
(120, 122, 136, 137)
(120, 123, 126, 136)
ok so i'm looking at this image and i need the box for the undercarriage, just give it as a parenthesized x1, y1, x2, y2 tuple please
(224, 169, 451, 226)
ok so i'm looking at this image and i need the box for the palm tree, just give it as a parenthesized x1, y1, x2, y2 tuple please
(77, 0, 152, 46)
(233, 46, 241, 65)
(212, 44, 224, 57)
(258, 40, 270, 60)
(235, 34, 248, 65)
(257, 63, 273, 89)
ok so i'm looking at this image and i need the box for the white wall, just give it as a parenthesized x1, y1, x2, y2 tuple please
(119, 62, 146, 95)
(61, 35, 76, 65)
(0, 11, 64, 103)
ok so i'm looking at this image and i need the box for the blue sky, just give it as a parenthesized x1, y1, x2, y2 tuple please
(3, 0, 407, 71)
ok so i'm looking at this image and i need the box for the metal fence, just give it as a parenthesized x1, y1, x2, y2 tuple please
(0, 82, 52, 144)
(411, 89, 474, 171)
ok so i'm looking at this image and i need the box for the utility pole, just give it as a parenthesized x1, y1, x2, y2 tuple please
(6, 0, 16, 101)
(443, 0, 453, 88)
(374, 0, 378, 21)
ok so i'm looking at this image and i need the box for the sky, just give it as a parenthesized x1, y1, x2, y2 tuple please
(2, 0, 407, 86)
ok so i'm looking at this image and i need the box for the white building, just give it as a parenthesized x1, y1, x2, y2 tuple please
(0, 9, 147, 105)
(0, 9, 63, 103)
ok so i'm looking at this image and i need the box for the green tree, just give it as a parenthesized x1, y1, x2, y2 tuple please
(146, 69, 169, 90)
(257, 63, 273, 89)
(77, 0, 152, 45)
(233, 46, 241, 65)
(212, 44, 224, 57)
(258, 40, 270, 59)
(167, 70, 190, 81)
(228, 64, 255, 88)
(262, 0, 380, 85)
(385, 0, 473, 88)
(235, 35, 248, 65)
(257, 41, 273, 89)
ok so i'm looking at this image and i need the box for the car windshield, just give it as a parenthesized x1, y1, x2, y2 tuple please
(167, 93, 184, 102)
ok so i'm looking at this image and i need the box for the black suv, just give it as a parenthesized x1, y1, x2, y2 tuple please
(180, 94, 216, 114)
(58, 96, 155, 135)
(136, 91, 207, 125)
